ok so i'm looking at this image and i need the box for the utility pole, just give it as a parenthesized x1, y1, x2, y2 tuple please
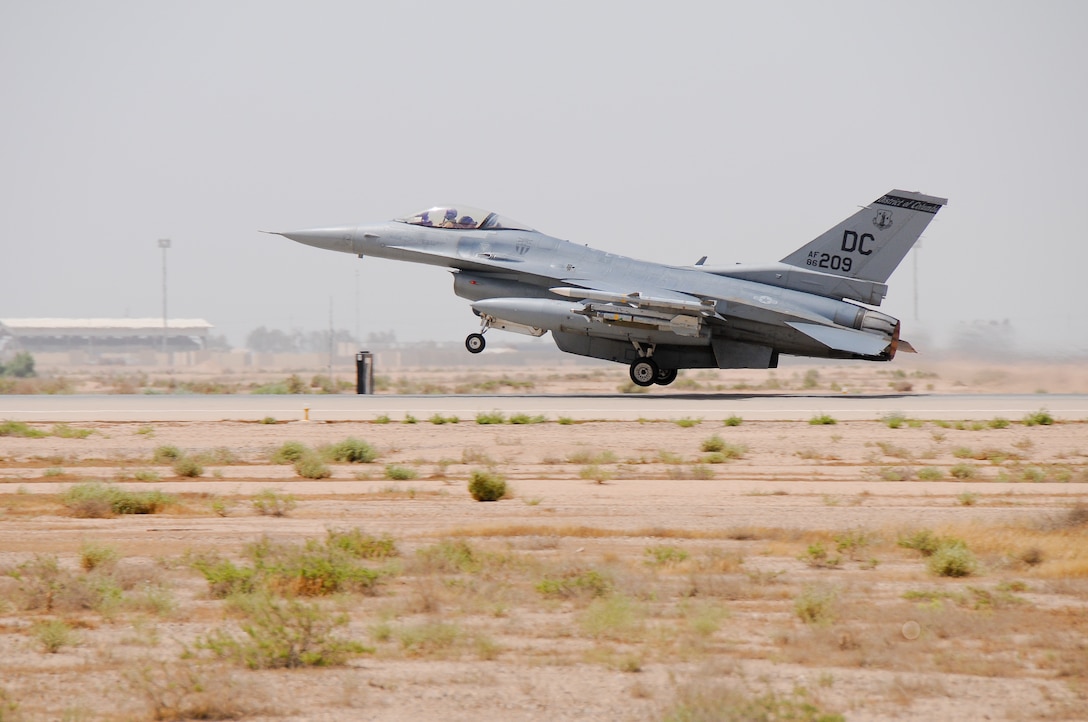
(158, 238, 171, 359)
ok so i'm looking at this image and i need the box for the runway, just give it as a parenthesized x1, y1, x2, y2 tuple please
(2, 393, 1085, 422)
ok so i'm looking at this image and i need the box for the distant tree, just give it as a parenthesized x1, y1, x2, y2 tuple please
(365, 330, 396, 345)
(245, 326, 298, 353)
(204, 334, 232, 351)
(245, 327, 356, 353)
(0, 351, 36, 378)
(301, 329, 356, 353)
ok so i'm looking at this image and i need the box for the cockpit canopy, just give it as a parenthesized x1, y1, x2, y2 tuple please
(396, 206, 535, 232)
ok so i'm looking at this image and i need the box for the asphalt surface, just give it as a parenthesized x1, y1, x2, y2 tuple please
(2, 393, 1086, 422)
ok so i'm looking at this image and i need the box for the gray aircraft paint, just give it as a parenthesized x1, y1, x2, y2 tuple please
(272, 189, 946, 386)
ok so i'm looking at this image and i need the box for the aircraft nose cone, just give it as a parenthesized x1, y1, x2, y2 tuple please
(271, 226, 356, 253)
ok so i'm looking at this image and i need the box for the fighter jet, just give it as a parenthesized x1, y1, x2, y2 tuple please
(270, 189, 946, 387)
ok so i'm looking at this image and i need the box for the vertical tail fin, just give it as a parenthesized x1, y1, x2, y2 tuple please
(780, 190, 947, 283)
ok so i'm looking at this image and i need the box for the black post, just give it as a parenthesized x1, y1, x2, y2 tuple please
(355, 351, 374, 394)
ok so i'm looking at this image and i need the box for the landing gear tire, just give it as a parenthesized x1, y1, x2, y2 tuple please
(465, 333, 486, 354)
(629, 358, 659, 387)
(654, 368, 678, 386)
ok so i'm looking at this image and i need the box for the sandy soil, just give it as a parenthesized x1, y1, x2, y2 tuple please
(1, 394, 1087, 719)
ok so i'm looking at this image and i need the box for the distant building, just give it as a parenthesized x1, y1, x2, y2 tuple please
(0, 318, 212, 361)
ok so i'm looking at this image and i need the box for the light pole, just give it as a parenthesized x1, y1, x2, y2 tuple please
(158, 238, 171, 359)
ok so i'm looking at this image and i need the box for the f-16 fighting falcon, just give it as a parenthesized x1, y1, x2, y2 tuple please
(269, 189, 946, 387)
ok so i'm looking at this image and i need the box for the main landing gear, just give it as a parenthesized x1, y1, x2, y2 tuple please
(628, 342, 677, 387)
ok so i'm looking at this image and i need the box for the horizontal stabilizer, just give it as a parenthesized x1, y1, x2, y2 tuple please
(786, 322, 890, 357)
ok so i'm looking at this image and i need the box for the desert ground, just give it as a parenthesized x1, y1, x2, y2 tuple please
(1, 361, 1087, 721)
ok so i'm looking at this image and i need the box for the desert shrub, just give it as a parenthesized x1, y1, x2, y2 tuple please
(700, 435, 726, 453)
(897, 529, 944, 557)
(294, 454, 331, 479)
(928, 542, 978, 577)
(917, 466, 945, 480)
(126, 660, 250, 721)
(794, 585, 838, 625)
(723, 415, 743, 426)
(645, 545, 689, 566)
(578, 464, 614, 483)
(475, 410, 505, 425)
(468, 469, 507, 501)
(536, 569, 612, 599)
(429, 413, 459, 425)
(80, 542, 119, 572)
(567, 449, 618, 464)
(194, 446, 239, 465)
(0, 421, 47, 438)
(416, 540, 481, 574)
(949, 463, 978, 479)
(661, 683, 843, 722)
(880, 466, 912, 481)
(883, 412, 908, 429)
(152, 445, 183, 463)
(252, 489, 297, 516)
(989, 417, 1010, 429)
(710, 439, 746, 459)
(322, 438, 377, 463)
(8, 554, 122, 613)
(193, 535, 387, 599)
(198, 593, 368, 668)
(808, 414, 837, 426)
(173, 456, 204, 478)
(51, 423, 92, 439)
(580, 594, 642, 640)
(271, 441, 309, 464)
(833, 529, 873, 560)
(394, 620, 465, 656)
(326, 528, 398, 559)
(62, 481, 114, 518)
(508, 413, 545, 424)
(957, 492, 978, 506)
(801, 543, 841, 569)
(689, 464, 715, 480)
(191, 557, 259, 598)
(62, 481, 172, 517)
(260, 416, 278, 424)
(132, 469, 161, 482)
(384, 464, 418, 481)
(33, 619, 79, 653)
(1023, 409, 1054, 426)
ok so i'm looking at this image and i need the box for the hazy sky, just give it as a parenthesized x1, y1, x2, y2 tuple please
(2, 1, 1086, 354)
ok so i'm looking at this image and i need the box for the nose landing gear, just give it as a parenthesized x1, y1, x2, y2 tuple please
(465, 333, 486, 354)
(465, 315, 492, 354)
